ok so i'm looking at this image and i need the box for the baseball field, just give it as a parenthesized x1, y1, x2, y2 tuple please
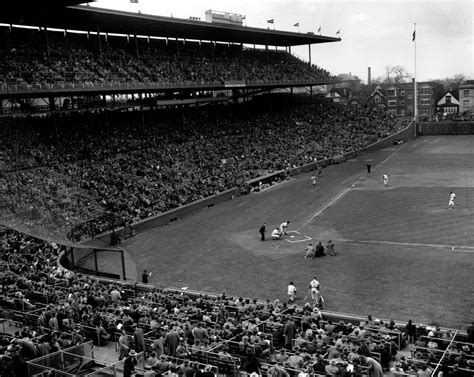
(121, 135, 474, 329)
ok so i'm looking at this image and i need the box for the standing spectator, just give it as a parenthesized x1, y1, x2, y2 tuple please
(153, 330, 165, 357)
(283, 315, 297, 350)
(164, 325, 180, 356)
(134, 325, 146, 353)
(405, 319, 416, 343)
(110, 287, 122, 305)
(124, 350, 138, 377)
(142, 270, 152, 284)
(118, 329, 130, 360)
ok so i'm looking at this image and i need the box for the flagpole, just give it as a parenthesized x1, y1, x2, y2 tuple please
(414, 23, 417, 121)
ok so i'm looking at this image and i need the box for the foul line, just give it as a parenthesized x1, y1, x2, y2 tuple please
(297, 185, 355, 230)
(297, 144, 407, 231)
(330, 238, 474, 253)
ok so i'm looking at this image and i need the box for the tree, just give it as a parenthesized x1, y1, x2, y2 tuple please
(431, 74, 466, 92)
(375, 65, 412, 85)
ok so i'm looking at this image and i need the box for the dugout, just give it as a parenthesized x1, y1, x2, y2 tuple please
(60, 245, 127, 280)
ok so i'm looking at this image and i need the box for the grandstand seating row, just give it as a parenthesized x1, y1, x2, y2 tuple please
(0, 27, 334, 88)
(1, 226, 473, 376)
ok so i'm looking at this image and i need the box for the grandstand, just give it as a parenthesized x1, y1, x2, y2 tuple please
(0, 2, 473, 377)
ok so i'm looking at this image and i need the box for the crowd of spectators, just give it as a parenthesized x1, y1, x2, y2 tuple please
(1, 96, 407, 239)
(1, 226, 473, 376)
(430, 112, 474, 122)
(0, 27, 334, 88)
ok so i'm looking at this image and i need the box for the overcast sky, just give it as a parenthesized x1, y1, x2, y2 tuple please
(90, 0, 473, 83)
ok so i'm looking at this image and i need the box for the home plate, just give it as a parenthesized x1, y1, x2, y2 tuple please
(285, 230, 311, 243)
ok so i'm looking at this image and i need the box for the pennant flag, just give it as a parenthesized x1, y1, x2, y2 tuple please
(294, 22, 299, 27)
(318, 26, 321, 33)
(242, 15, 246, 20)
(412, 29, 416, 41)
(267, 19, 274, 24)
(336, 29, 340, 35)
(130, 0, 138, 3)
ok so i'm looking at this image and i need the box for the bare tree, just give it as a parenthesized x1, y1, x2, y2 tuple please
(432, 74, 466, 92)
(382, 65, 412, 84)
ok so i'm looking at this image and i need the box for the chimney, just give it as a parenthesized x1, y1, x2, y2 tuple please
(368, 67, 371, 85)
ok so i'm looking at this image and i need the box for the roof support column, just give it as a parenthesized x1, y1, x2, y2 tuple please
(97, 27, 102, 55)
(134, 34, 139, 58)
(308, 44, 312, 66)
(288, 45, 291, 62)
(43, 27, 50, 58)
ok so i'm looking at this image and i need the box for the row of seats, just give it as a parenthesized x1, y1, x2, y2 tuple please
(0, 27, 333, 88)
(1, 226, 473, 376)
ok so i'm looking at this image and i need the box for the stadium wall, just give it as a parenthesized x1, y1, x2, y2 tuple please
(416, 121, 474, 135)
(84, 187, 240, 246)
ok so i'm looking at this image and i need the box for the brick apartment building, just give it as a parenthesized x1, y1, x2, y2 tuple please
(366, 81, 443, 117)
(459, 81, 474, 113)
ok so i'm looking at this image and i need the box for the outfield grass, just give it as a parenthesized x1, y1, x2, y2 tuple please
(121, 136, 474, 329)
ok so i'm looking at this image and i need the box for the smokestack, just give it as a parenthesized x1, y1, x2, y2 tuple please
(368, 67, 372, 85)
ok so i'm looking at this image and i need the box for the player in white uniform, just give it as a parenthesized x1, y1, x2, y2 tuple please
(271, 228, 282, 240)
(308, 277, 320, 307)
(448, 192, 456, 209)
(279, 220, 290, 236)
(382, 174, 389, 186)
(287, 281, 297, 304)
(311, 175, 317, 186)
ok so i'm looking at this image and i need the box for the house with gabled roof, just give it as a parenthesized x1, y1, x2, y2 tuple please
(367, 86, 387, 110)
(436, 91, 459, 114)
(325, 88, 348, 104)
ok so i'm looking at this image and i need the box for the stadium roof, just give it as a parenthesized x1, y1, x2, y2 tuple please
(0, 5, 341, 47)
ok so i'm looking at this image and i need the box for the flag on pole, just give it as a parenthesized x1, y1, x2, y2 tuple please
(294, 22, 299, 27)
(318, 26, 321, 33)
(130, 0, 138, 3)
(267, 19, 274, 24)
(412, 29, 415, 41)
(336, 29, 340, 35)
(242, 15, 246, 20)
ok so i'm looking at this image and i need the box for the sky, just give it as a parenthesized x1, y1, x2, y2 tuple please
(89, 0, 474, 83)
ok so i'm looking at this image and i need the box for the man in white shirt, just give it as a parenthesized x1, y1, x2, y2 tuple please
(279, 220, 290, 236)
(271, 228, 282, 240)
(309, 277, 321, 307)
(287, 282, 297, 304)
(448, 191, 456, 208)
(382, 174, 389, 186)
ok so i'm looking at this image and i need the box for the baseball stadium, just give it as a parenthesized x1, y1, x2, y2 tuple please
(0, 1, 473, 376)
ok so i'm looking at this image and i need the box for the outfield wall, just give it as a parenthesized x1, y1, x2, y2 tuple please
(417, 121, 474, 135)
